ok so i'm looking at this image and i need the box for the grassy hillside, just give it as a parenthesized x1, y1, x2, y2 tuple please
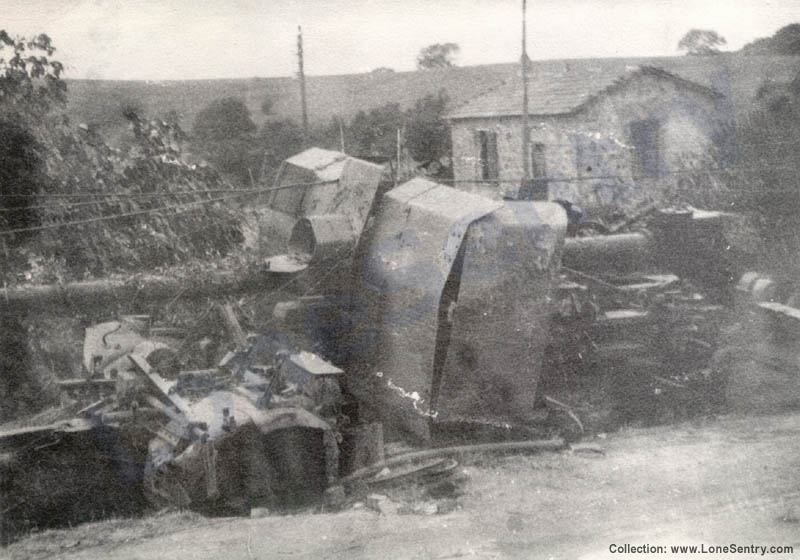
(65, 55, 800, 147)
(65, 64, 518, 143)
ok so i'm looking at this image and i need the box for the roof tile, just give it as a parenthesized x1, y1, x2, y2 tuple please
(446, 55, 800, 120)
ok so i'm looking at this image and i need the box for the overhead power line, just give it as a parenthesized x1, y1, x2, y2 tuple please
(0, 198, 137, 213)
(0, 180, 336, 236)
(0, 187, 243, 200)
(0, 193, 243, 236)
(0, 179, 337, 200)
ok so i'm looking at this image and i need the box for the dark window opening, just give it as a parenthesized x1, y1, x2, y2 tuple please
(519, 141, 548, 200)
(478, 130, 498, 181)
(629, 118, 661, 179)
(530, 142, 547, 178)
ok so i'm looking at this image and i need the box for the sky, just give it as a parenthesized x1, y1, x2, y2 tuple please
(2, 0, 800, 81)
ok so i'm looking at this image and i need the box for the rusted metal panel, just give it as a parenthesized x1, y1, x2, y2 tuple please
(287, 214, 356, 264)
(265, 213, 359, 292)
(266, 148, 342, 214)
(303, 156, 384, 232)
(284, 147, 348, 179)
(260, 148, 384, 260)
(347, 179, 504, 440)
(434, 202, 566, 429)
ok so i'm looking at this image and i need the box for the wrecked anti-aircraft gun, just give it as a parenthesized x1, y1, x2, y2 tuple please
(0, 147, 780, 533)
(245, 148, 765, 446)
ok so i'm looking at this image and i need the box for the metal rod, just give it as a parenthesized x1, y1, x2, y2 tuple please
(521, 0, 531, 184)
(338, 116, 346, 153)
(297, 25, 309, 142)
(341, 437, 565, 484)
(397, 128, 402, 181)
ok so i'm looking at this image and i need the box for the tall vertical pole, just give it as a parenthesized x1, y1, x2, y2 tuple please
(338, 116, 346, 153)
(521, 0, 531, 185)
(396, 128, 402, 184)
(297, 25, 309, 143)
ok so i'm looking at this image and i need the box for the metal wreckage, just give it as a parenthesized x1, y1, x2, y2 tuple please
(2, 148, 799, 533)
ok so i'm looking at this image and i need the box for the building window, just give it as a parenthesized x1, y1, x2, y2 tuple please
(478, 130, 498, 180)
(530, 142, 547, 178)
(518, 142, 548, 200)
(628, 118, 661, 179)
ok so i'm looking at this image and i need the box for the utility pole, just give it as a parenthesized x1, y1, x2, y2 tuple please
(521, 0, 531, 186)
(396, 128, 402, 184)
(338, 116, 346, 153)
(297, 25, 309, 143)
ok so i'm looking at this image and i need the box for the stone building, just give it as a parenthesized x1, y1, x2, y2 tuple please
(446, 65, 729, 213)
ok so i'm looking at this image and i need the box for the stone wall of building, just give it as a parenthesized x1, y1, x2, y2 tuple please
(450, 74, 725, 214)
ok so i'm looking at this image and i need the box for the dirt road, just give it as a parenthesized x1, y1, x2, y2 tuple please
(9, 411, 800, 559)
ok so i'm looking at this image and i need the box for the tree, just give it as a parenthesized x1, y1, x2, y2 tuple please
(677, 29, 727, 56)
(416, 43, 460, 70)
(0, 120, 42, 233)
(260, 95, 275, 116)
(257, 118, 304, 179)
(192, 97, 258, 184)
(741, 23, 800, 55)
(694, 69, 800, 275)
(348, 103, 405, 157)
(0, 31, 66, 236)
(0, 30, 65, 122)
(405, 90, 451, 170)
(193, 97, 256, 143)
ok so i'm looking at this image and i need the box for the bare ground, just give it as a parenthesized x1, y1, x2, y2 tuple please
(7, 410, 800, 560)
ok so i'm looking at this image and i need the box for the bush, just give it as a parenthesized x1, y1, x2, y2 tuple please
(192, 97, 258, 185)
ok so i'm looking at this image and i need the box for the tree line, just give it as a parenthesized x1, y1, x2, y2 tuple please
(191, 89, 453, 186)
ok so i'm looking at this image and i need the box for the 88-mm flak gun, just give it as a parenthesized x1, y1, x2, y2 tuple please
(0, 148, 784, 539)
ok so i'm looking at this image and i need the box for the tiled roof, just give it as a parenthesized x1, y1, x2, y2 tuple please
(445, 54, 800, 120)
(446, 65, 717, 118)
